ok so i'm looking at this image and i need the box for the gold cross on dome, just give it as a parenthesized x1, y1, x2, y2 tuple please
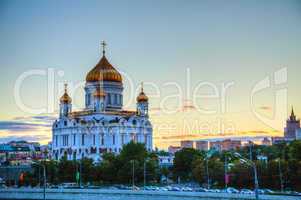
(64, 83, 68, 93)
(101, 41, 107, 55)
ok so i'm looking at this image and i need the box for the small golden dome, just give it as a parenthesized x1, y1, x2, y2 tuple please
(137, 91, 148, 102)
(60, 84, 72, 103)
(94, 88, 106, 98)
(137, 83, 148, 102)
(86, 55, 122, 83)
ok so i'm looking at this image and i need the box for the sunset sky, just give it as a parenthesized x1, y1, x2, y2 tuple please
(0, 0, 301, 149)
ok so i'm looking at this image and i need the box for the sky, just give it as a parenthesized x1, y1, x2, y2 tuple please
(0, 0, 300, 149)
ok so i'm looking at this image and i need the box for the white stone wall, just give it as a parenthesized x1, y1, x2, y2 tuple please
(52, 113, 152, 161)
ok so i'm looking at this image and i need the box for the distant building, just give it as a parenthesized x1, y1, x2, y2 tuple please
(296, 129, 301, 140)
(271, 136, 286, 145)
(223, 139, 241, 150)
(180, 140, 193, 148)
(158, 155, 174, 167)
(0, 141, 43, 166)
(284, 107, 300, 140)
(262, 137, 271, 146)
(195, 141, 209, 151)
(210, 141, 222, 151)
(210, 139, 241, 151)
(168, 146, 181, 154)
(257, 155, 268, 164)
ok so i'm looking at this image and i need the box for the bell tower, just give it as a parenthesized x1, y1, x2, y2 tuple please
(59, 84, 72, 118)
(136, 83, 149, 117)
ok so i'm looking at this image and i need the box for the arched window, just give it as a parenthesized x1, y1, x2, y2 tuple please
(121, 134, 124, 145)
(107, 94, 111, 105)
(101, 134, 104, 145)
(132, 120, 137, 126)
(114, 94, 118, 104)
(82, 134, 85, 145)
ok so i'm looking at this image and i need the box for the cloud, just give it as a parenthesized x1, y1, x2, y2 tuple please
(0, 121, 44, 131)
(0, 135, 50, 144)
(0, 114, 55, 132)
(13, 114, 56, 123)
(258, 106, 272, 111)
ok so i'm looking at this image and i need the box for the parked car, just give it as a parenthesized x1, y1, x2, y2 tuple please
(226, 187, 239, 193)
(196, 187, 209, 192)
(257, 189, 265, 194)
(159, 187, 168, 191)
(171, 186, 181, 191)
(262, 189, 274, 194)
(182, 187, 193, 192)
(240, 189, 254, 194)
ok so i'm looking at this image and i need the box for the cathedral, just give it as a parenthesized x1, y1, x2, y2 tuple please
(52, 42, 153, 161)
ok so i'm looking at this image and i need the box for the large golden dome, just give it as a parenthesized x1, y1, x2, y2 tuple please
(86, 55, 122, 83)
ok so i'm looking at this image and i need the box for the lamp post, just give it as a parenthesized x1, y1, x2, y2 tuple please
(143, 160, 146, 190)
(277, 158, 284, 192)
(206, 158, 210, 189)
(79, 159, 82, 188)
(224, 155, 228, 189)
(253, 163, 259, 200)
(33, 161, 46, 200)
(205, 149, 215, 190)
(143, 158, 151, 190)
(233, 152, 259, 200)
(43, 164, 46, 200)
(131, 160, 135, 190)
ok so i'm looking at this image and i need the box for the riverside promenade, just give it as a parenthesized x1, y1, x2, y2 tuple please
(0, 188, 300, 200)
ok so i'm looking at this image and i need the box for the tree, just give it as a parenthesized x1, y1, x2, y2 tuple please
(95, 142, 159, 184)
(192, 157, 224, 187)
(288, 140, 301, 161)
(173, 148, 203, 182)
(80, 158, 95, 184)
(96, 152, 120, 183)
(229, 161, 252, 189)
(119, 141, 148, 163)
(57, 156, 76, 183)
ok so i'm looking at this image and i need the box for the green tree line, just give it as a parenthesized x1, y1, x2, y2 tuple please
(23, 140, 301, 191)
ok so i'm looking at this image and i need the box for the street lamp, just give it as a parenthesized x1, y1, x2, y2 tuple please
(206, 157, 210, 189)
(131, 160, 135, 190)
(233, 152, 259, 200)
(205, 150, 214, 190)
(143, 158, 151, 190)
(276, 158, 284, 192)
(32, 161, 46, 200)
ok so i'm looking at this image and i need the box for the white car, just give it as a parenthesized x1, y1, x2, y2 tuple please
(182, 187, 193, 192)
(240, 189, 254, 194)
(226, 187, 239, 193)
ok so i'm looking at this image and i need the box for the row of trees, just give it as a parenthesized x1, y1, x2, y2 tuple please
(24, 142, 160, 186)
(172, 140, 301, 191)
(23, 140, 301, 191)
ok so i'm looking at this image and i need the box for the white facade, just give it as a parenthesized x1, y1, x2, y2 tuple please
(52, 48, 152, 161)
